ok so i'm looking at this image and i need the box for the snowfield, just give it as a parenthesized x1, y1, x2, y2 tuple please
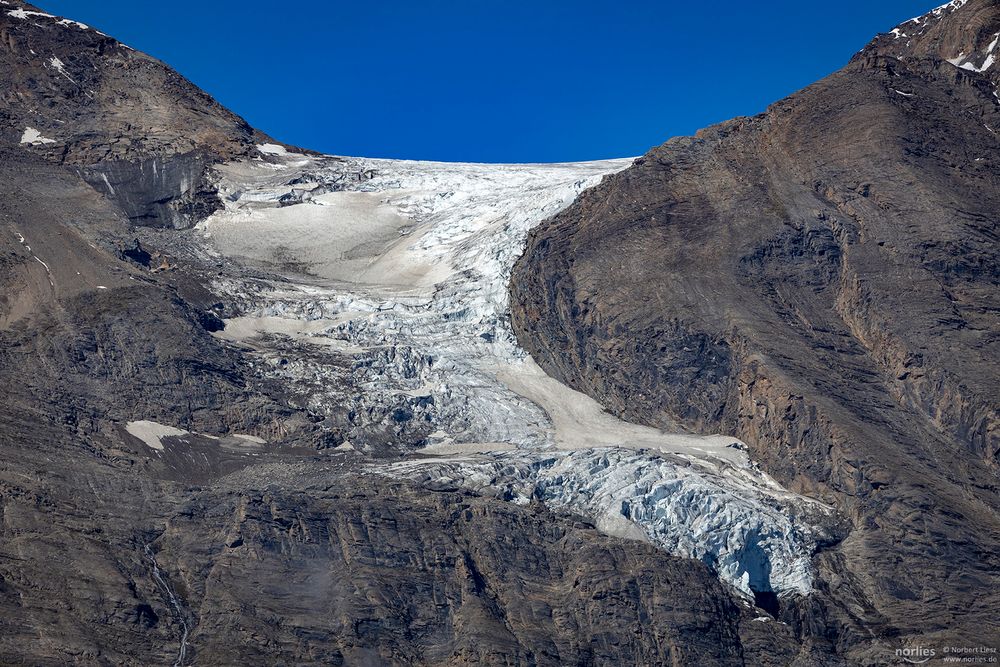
(196, 148, 834, 598)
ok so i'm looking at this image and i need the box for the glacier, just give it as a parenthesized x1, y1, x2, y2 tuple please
(192, 147, 836, 599)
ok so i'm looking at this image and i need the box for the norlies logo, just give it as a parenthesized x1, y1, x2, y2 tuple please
(897, 646, 936, 664)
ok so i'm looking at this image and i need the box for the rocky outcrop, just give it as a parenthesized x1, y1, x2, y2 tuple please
(150, 479, 764, 666)
(510, 0, 1000, 661)
(0, 1, 274, 227)
(0, 421, 819, 667)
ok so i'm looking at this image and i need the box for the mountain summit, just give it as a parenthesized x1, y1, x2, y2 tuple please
(1, 1, 274, 227)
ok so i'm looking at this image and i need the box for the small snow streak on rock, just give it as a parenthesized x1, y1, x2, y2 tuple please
(7, 8, 91, 30)
(46, 56, 76, 84)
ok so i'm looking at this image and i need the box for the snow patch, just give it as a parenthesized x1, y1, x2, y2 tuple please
(7, 8, 93, 31)
(20, 127, 55, 145)
(99, 173, 116, 195)
(7, 8, 54, 20)
(258, 143, 291, 156)
(56, 18, 88, 30)
(965, 32, 1000, 73)
(233, 433, 267, 444)
(12, 230, 53, 286)
(45, 56, 76, 84)
(944, 36, 997, 72)
(125, 420, 265, 451)
(125, 420, 188, 451)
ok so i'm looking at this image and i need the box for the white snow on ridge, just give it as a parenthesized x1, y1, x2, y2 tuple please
(919, 0, 969, 21)
(935, 0, 969, 12)
(57, 18, 88, 30)
(7, 8, 54, 20)
(7, 7, 91, 31)
(898, 0, 970, 40)
(199, 151, 834, 598)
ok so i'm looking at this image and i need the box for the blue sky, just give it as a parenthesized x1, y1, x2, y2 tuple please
(40, 0, 934, 162)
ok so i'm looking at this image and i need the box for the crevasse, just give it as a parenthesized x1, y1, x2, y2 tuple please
(196, 148, 834, 598)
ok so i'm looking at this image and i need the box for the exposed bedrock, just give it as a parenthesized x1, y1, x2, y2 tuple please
(75, 152, 224, 229)
(510, 1, 1000, 658)
(0, 1, 275, 228)
(0, 427, 821, 667)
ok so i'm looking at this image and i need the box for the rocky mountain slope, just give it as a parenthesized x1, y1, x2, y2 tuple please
(2, 0, 996, 664)
(0, 1, 836, 665)
(0, 1, 274, 228)
(511, 0, 1000, 662)
(1, 147, 791, 664)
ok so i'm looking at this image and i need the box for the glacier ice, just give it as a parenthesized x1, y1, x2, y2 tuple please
(195, 150, 835, 598)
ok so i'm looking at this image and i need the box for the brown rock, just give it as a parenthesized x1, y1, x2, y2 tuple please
(510, 0, 1000, 661)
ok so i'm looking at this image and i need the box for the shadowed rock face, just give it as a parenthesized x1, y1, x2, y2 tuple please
(511, 0, 1000, 661)
(0, 1, 271, 227)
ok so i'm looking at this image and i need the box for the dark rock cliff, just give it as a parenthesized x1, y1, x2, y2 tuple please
(511, 0, 1000, 661)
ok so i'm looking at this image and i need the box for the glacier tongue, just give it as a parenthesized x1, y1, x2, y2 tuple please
(383, 448, 826, 596)
(196, 150, 835, 598)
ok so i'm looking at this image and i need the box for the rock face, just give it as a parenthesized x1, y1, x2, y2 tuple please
(510, 0, 1000, 661)
(0, 1, 271, 227)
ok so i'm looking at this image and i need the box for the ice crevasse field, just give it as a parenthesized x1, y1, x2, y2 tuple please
(178, 143, 835, 601)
